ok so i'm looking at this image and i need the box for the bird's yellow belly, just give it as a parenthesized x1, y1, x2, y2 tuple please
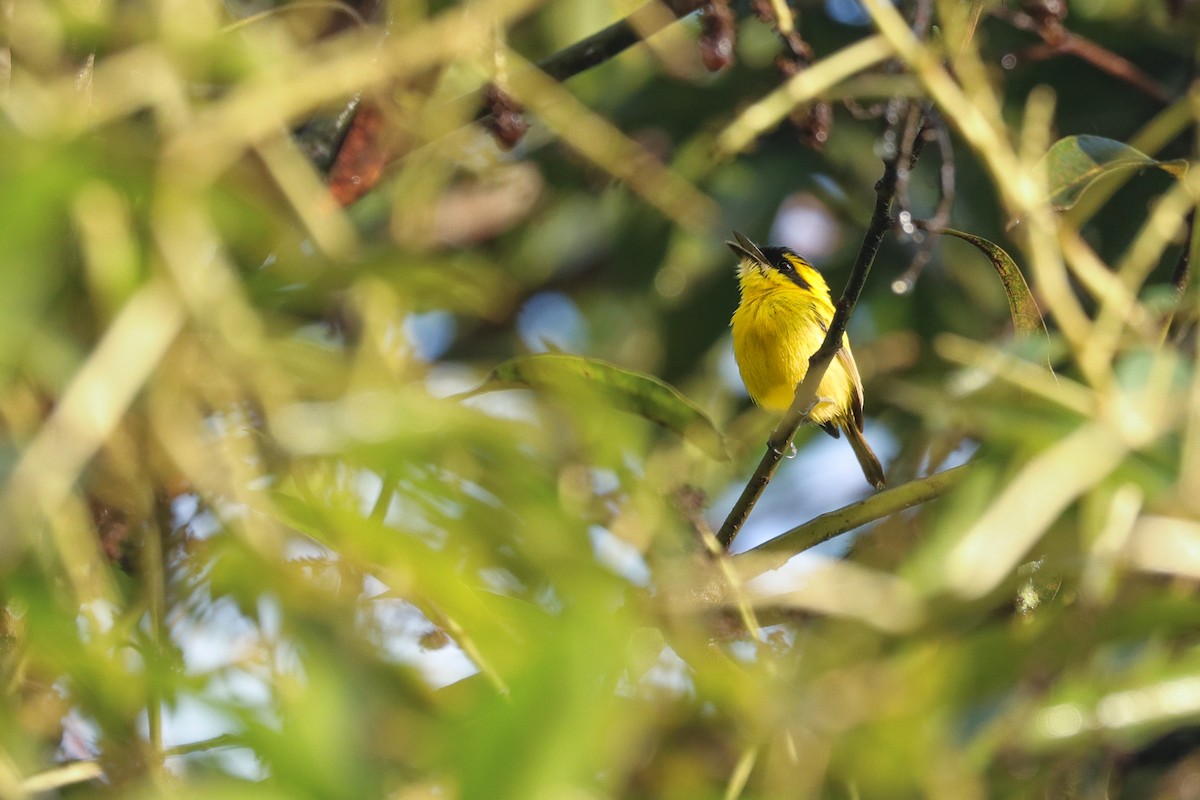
(731, 296, 852, 423)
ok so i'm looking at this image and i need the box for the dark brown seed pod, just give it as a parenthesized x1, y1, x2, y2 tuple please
(482, 83, 528, 151)
(699, 0, 736, 72)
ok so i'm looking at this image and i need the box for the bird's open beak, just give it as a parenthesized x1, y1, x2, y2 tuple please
(725, 231, 769, 265)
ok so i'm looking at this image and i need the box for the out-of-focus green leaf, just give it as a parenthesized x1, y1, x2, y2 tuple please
(940, 228, 1046, 338)
(458, 354, 728, 460)
(1041, 135, 1188, 211)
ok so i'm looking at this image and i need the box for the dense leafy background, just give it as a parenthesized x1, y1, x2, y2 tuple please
(3, 0, 1200, 798)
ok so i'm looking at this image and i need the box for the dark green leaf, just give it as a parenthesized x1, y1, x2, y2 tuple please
(940, 228, 1046, 338)
(1042, 135, 1188, 211)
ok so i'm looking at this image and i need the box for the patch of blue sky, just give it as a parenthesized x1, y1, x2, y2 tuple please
(517, 291, 586, 353)
(403, 311, 456, 361)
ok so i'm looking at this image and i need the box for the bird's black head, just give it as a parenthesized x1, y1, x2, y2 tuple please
(757, 246, 812, 290)
(726, 232, 816, 291)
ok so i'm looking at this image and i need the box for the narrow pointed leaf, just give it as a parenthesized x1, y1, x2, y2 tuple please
(458, 354, 728, 459)
(941, 228, 1046, 338)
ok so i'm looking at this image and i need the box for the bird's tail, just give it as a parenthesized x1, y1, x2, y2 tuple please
(843, 423, 886, 490)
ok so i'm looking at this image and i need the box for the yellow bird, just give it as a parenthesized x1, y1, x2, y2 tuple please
(728, 231, 885, 489)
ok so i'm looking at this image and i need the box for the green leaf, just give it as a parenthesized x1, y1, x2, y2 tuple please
(940, 228, 1046, 338)
(458, 354, 728, 460)
(1041, 135, 1188, 211)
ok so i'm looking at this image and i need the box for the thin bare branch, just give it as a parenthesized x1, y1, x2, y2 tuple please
(537, 0, 706, 83)
(717, 108, 916, 550)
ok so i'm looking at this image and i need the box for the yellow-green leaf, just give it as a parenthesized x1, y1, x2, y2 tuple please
(1041, 135, 1188, 211)
(458, 354, 728, 459)
(941, 228, 1046, 338)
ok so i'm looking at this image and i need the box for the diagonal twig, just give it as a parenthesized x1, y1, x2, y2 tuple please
(716, 106, 917, 550)
(739, 463, 971, 570)
(997, 8, 1171, 105)
(318, 0, 715, 199)
(537, 0, 707, 83)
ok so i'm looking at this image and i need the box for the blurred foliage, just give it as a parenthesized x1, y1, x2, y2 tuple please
(2, 0, 1200, 798)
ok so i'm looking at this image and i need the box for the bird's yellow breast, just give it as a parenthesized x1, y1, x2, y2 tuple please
(730, 266, 855, 423)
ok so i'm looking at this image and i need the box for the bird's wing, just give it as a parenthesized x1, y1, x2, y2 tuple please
(835, 336, 866, 432)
